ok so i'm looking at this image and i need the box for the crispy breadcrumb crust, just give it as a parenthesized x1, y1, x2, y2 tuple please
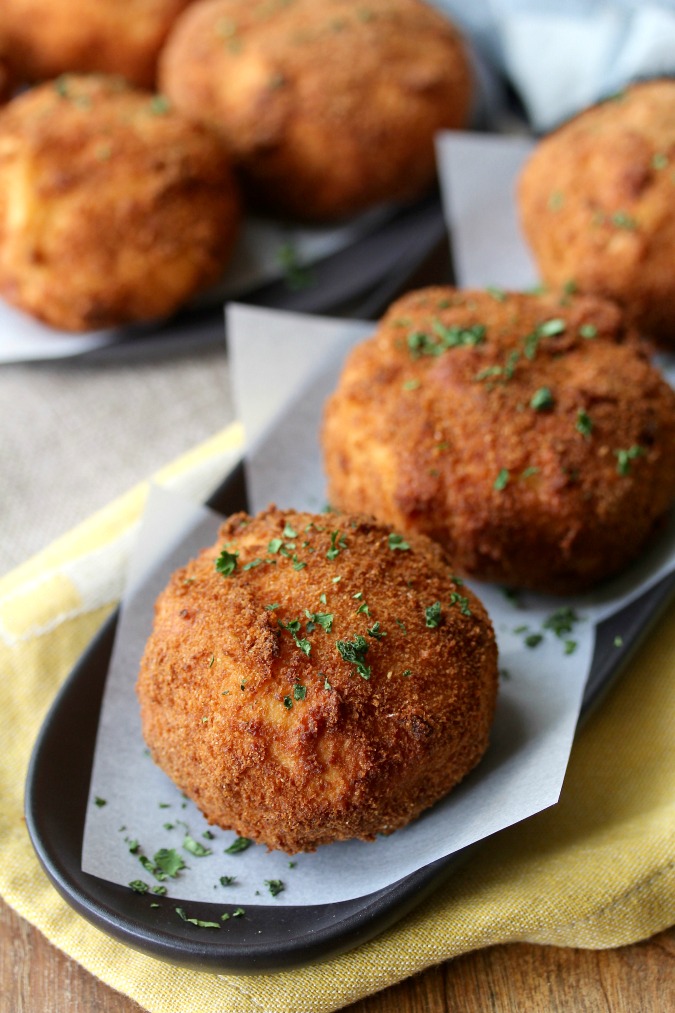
(519, 79, 675, 345)
(137, 506, 498, 853)
(322, 286, 675, 593)
(160, 0, 472, 220)
(1, 0, 195, 89)
(0, 75, 240, 331)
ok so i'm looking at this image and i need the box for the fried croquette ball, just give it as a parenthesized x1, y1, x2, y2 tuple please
(0, 75, 240, 332)
(322, 287, 675, 594)
(136, 506, 498, 853)
(159, 0, 472, 221)
(519, 79, 675, 346)
(1, 0, 196, 89)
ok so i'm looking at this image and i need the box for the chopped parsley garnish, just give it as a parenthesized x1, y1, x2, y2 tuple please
(543, 607, 579, 638)
(149, 95, 171, 116)
(232, 907, 245, 917)
(129, 880, 150, 894)
(175, 907, 220, 929)
(579, 323, 597, 339)
(242, 558, 263, 570)
(265, 879, 285, 897)
(388, 533, 410, 551)
(611, 211, 637, 230)
(576, 409, 593, 438)
(153, 848, 186, 878)
(449, 592, 472, 617)
(220, 876, 236, 886)
(283, 523, 298, 538)
(356, 601, 370, 616)
(494, 468, 510, 491)
(293, 684, 307, 701)
(264, 603, 281, 611)
(183, 835, 212, 857)
(614, 635, 624, 648)
(403, 379, 421, 391)
(278, 618, 311, 656)
(305, 609, 334, 632)
(401, 669, 412, 678)
(530, 387, 555, 411)
(521, 466, 539, 479)
(367, 622, 386, 640)
(283, 696, 293, 709)
(268, 538, 283, 554)
(564, 640, 577, 655)
(524, 633, 543, 648)
(336, 636, 371, 679)
(277, 241, 314, 290)
(395, 619, 407, 634)
(615, 445, 645, 476)
(407, 320, 486, 358)
(524, 318, 566, 360)
(327, 530, 347, 560)
(94, 796, 107, 807)
(225, 837, 252, 854)
(215, 548, 239, 577)
(425, 601, 442, 628)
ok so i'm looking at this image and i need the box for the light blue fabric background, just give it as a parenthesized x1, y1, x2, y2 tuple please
(430, 0, 675, 130)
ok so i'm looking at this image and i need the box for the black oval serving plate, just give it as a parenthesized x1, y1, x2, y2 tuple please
(24, 458, 675, 972)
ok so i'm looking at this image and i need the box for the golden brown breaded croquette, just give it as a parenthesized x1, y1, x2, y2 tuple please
(519, 79, 675, 346)
(159, 0, 472, 221)
(136, 506, 498, 853)
(1, 0, 196, 89)
(322, 287, 675, 594)
(0, 75, 240, 332)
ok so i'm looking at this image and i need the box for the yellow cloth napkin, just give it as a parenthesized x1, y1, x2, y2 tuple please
(1, 422, 674, 1013)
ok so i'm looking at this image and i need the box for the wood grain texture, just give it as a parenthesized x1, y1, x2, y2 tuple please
(2, 896, 673, 1013)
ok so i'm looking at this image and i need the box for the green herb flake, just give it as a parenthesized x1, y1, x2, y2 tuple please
(129, 880, 150, 894)
(614, 635, 624, 648)
(402, 669, 412, 678)
(530, 387, 555, 412)
(154, 848, 186, 878)
(233, 907, 245, 917)
(576, 409, 593, 438)
(265, 879, 285, 897)
(611, 211, 637, 230)
(615, 445, 645, 476)
(277, 241, 314, 290)
(486, 286, 506, 301)
(524, 633, 543, 648)
(175, 907, 220, 929)
(215, 548, 239, 577)
(268, 538, 283, 554)
(494, 468, 510, 491)
(220, 875, 236, 886)
(521, 466, 539, 479)
(293, 684, 307, 701)
(149, 95, 171, 116)
(579, 323, 597, 339)
(264, 603, 281, 611)
(543, 607, 579, 638)
(282, 523, 298, 539)
(564, 640, 578, 655)
(425, 601, 442, 628)
(336, 636, 371, 679)
(395, 619, 407, 634)
(242, 558, 263, 570)
(403, 378, 421, 391)
(225, 837, 252, 855)
(94, 796, 107, 807)
(278, 618, 312, 656)
(388, 533, 410, 551)
(367, 622, 386, 640)
(449, 592, 472, 617)
(327, 530, 347, 560)
(283, 696, 293, 709)
(183, 835, 212, 858)
(304, 609, 334, 632)
(151, 885, 167, 896)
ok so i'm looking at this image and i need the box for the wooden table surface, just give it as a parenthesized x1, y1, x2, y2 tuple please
(2, 895, 672, 1012)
